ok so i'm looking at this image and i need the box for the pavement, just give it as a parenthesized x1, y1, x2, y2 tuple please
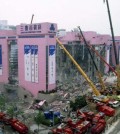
(104, 119, 120, 134)
(0, 74, 119, 134)
(30, 124, 50, 134)
(31, 119, 120, 134)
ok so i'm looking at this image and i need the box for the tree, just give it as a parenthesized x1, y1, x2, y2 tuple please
(75, 96, 87, 107)
(70, 96, 87, 111)
(6, 103, 23, 119)
(34, 111, 44, 131)
(0, 95, 6, 111)
(6, 106, 14, 118)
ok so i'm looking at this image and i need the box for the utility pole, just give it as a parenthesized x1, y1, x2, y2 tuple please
(104, 0, 118, 65)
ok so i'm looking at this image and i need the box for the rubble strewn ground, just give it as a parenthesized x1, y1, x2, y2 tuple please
(0, 73, 119, 134)
(0, 75, 91, 134)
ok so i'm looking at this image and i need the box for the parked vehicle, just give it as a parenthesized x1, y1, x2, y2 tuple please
(49, 123, 73, 134)
(77, 110, 105, 126)
(92, 95, 109, 103)
(0, 112, 28, 134)
(2, 115, 12, 125)
(108, 100, 120, 108)
(83, 111, 95, 122)
(67, 118, 85, 129)
(96, 102, 115, 116)
(92, 112, 105, 124)
(76, 110, 87, 119)
(0, 113, 12, 125)
(91, 119, 106, 134)
(10, 119, 28, 134)
(75, 120, 91, 134)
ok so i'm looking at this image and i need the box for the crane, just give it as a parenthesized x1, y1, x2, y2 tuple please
(56, 38, 109, 103)
(31, 14, 34, 24)
(103, 0, 118, 65)
(77, 26, 106, 92)
(77, 27, 120, 93)
(103, 0, 120, 90)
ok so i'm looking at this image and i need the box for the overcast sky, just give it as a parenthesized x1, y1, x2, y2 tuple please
(0, 0, 120, 35)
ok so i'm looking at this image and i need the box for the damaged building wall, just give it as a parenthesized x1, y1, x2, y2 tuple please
(56, 41, 105, 87)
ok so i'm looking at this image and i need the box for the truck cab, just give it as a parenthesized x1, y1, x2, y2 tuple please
(91, 119, 106, 134)
(50, 123, 73, 134)
(108, 100, 120, 108)
(92, 112, 105, 124)
(10, 119, 28, 134)
(75, 120, 91, 134)
(96, 102, 115, 116)
(83, 111, 95, 121)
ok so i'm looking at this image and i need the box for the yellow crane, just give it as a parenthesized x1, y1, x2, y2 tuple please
(56, 38, 109, 103)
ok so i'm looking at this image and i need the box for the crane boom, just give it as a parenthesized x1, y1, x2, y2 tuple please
(87, 45, 117, 76)
(78, 26, 106, 91)
(31, 14, 34, 24)
(104, 0, 118, 65)
(56, 38, 101, 96)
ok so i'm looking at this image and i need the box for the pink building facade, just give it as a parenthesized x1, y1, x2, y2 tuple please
(0, 22, 57, 96)
(58, 30, 120, 74)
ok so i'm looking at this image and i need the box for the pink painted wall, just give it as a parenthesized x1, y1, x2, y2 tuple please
(0, 23, 57, 97)
(18, 38, 46, 96)
(17, 22, 57, 96)
(90, 34, 111, 45)
(0, 30, 16, 83)
(18, 37, 56, 96)
(0, 30, 16, 36)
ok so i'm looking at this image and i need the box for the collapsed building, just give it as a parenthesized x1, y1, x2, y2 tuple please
(0, 21, 120, 97)
(56, 29, 120, 86)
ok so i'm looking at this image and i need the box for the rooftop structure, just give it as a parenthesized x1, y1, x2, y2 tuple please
(0, 20, 16, 30)
(57, 29, 120, 83)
